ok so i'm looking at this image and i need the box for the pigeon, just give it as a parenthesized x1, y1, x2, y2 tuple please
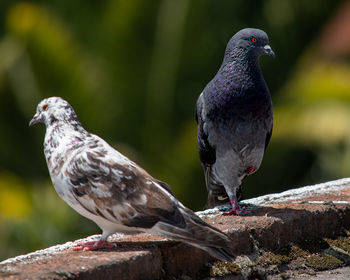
(29, 97, 235, 261)
(195, 28, 274, 215)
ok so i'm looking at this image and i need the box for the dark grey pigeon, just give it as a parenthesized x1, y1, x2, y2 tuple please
(195, 28, 274, 215)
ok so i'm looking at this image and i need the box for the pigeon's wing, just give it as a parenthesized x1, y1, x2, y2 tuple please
(195, 93, 216, 167)
(64, 136, 235, 262)
(154, 179, 174, 196)
(264, 125, 273, 151)
(66, 138, 185, 229)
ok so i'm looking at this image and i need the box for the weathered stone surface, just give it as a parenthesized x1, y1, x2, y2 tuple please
(292, 266, 350, 280)
(1, 242, 163, 280)
(1, 178, 350, 279)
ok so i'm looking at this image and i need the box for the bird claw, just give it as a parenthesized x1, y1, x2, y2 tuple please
(223, 208, 251, 216)
(73, 240, 115, 251)
(223, 198, 252, 216)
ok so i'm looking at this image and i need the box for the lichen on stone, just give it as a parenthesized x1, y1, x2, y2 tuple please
(289, 257, 308, 270)
(257, 251, 291, 266)
(210, 261, 241, 277)
(288, 245, 308, 259)
(304, 253, 343, 270)
(324, 237, 350, 254)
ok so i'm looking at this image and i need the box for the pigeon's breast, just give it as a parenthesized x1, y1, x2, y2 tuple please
(206, 86, 272, 127)
(205, 84, 272, 161)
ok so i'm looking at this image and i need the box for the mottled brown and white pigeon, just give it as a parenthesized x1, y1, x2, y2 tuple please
(29, 97, 234, 261)
(195, 28, 274, 215)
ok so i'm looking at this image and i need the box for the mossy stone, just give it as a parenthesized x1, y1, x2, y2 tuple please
(210, 261, 241, 277)
(257, 251, 291, 266)
(305, 253, 343, 271)
(288, 245, 309, 259)
(325, 237, 350, 254)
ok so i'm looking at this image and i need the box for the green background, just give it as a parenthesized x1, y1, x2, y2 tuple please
(1, 0, 350, 260)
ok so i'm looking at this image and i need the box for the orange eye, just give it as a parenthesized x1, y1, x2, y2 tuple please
(42, 104, 49, 111)
(251, 37, 257, 43)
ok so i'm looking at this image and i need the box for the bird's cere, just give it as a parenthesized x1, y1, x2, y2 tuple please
(263, 45, 275, 57)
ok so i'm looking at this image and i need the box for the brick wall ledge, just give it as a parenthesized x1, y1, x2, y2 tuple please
(1, 178, 350, 279)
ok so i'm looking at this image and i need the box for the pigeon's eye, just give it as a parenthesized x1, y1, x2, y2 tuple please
(42, 104, 49, 111)
(251, 37, 258, 44)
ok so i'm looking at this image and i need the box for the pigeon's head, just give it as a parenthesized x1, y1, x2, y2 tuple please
(225, 28, 275, 59)
(29, 97, 80, 127)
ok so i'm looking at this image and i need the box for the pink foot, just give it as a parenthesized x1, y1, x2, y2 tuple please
(223, 197, 251, 216)
(224, 208, 250, 216)
(73, 239, 115, 251)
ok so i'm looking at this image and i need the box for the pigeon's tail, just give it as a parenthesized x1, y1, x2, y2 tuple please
(152, 206, 235, 262)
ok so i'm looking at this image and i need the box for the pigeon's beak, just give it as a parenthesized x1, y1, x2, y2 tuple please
(263, 45, 275, 58)
(29, 113, 40, 127)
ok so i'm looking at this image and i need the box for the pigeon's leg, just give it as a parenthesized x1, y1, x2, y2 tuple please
(223, 195, 251, 216)
(73, 239, 115, 251)
(221, 185, 250, 216)
(224, 185, 250, 216)
(73, 233, 115, 251)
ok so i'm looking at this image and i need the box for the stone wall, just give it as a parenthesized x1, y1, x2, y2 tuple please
(1, 178, 350, 279)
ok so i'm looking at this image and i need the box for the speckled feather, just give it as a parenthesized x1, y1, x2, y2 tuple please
(30, 97, 235, 261)
(195, 28, 274, 211)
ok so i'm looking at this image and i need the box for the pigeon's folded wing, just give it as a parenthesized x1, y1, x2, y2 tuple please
(195, 93, 216, 167)
(65, 143, 185, 229)
(264, 125, 273, 151)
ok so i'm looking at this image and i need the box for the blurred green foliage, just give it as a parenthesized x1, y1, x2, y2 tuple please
(0, 0, 349, 260)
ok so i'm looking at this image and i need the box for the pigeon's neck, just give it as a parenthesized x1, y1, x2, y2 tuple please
(205, 50, 269, 111)
(220, 51, 262, 86)
(44, 122, 88, 176)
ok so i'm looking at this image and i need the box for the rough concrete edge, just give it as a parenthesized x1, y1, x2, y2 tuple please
(244, 177, 350, 205)
(0, 234, 124, 266)
(2, 178, 350, 267)
(197, 177, 350, 218)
